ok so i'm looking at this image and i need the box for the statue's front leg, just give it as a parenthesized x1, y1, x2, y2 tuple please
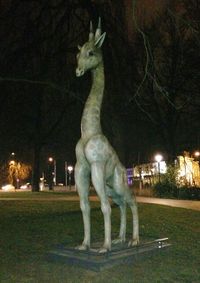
(91, 162, 111, 253)
(75, 161, 91, 250)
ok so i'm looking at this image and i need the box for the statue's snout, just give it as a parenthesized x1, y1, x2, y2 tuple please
(76, 67, 85, 77)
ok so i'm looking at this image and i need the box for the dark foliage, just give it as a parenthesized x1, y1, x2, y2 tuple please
(154, 182, 200, 200)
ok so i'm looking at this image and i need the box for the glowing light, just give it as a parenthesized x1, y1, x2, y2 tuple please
(159, 161, 167, 174)
(20, 184, 29, 189)
(9, 160, 15, 166)
(67, 166, 73, 173)
(48, 157, 53, 162)
(2, 184, 15, 191)
(155, 154, 163, 163)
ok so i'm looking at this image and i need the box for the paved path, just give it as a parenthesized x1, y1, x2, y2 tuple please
(0, 192, 199, 211)
(136, 197, 200, 211)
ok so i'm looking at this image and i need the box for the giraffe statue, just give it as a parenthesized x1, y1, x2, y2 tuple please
(75, 18, 139, 253)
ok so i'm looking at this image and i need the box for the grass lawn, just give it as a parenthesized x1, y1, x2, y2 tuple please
(0, 191, 199, 283)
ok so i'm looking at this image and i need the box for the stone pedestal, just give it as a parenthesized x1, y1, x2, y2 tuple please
(49, 238, 171, 271)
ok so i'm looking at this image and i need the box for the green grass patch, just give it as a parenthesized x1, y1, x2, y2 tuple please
(0, 192, 199, 282)
(0, 190, 77, 198)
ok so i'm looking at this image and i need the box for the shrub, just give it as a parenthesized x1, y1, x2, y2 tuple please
(178, 186, 200, 200)
(153, 164, 200, 199)
(153, 165, 179, 198)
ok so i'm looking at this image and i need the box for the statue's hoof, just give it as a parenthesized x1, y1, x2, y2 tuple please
(75, 244, 89, 251)
(112, 238, 125, 245)
(98, 246, 111, 254)
(128, 238, 139, 247)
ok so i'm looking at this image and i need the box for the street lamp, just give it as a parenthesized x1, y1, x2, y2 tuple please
(9, 160, 16, 189)
(67, 165, 73, 190)
(155, 154, 163, 183)
(48, 157, 53, 162)
(194, 151, 200, 182)
(65, 162, 68, 188)
(48, 157, 56, 190)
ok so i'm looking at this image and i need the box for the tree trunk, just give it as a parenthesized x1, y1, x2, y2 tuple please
(32, 144, 41, 192)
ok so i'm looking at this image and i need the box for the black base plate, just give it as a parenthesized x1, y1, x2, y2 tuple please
(48, 238, 171, 271)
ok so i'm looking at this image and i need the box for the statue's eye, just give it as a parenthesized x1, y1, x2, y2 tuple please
(88, 50, 94, 56)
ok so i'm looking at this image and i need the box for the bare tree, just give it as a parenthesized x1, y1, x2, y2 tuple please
(0, 1, 83, 190)
(129, 1, 200, 162)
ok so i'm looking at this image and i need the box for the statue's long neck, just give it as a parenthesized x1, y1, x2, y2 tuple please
(81, 62, 104, 140)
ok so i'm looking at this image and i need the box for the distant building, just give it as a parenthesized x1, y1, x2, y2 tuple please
(177, 155, 200, 186)
(126, 168, 134, 185)
(130, 154, 200, 187)
(132, 161, 167, 188)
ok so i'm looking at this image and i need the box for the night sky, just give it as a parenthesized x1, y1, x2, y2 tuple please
(0, 0, 199, 184)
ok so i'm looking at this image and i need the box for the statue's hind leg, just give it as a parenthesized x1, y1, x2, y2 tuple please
(108, 169, 127, 245)
(112, 201, 127, 244)
(112, 165, 139, 246)
(125, 191, 139, 246)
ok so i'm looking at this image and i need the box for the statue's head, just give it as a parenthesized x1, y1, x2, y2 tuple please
(76, 18, 106, 77)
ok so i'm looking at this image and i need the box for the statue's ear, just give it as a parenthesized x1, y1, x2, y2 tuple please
(77, 45, 81, 50)
(94, 32, 106, 48)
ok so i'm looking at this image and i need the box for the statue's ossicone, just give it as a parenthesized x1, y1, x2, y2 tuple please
(75, 18, 139, 253)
